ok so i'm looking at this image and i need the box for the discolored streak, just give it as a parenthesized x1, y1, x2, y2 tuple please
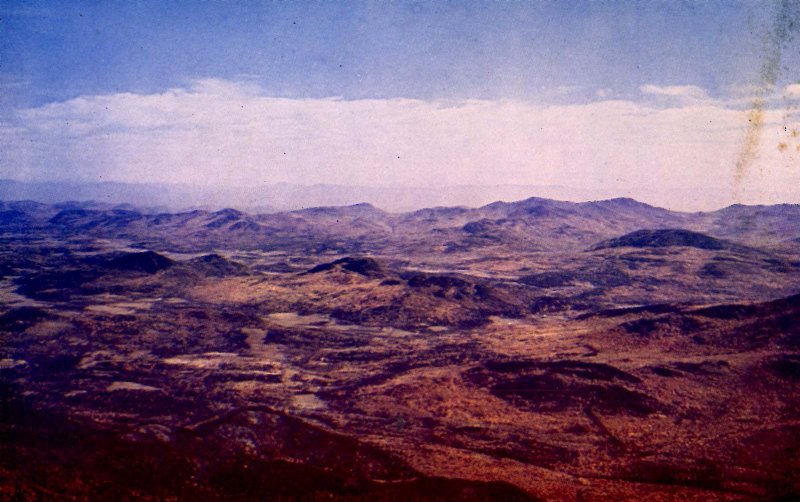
(734, 101, 765, 184)
(734, 0, 800, 186)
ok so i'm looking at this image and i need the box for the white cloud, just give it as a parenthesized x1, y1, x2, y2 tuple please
(595, 88, 613, 99)
(1, 79, 799, 209)
(786, 83, 800, 97)
(640, 84, 710, 101)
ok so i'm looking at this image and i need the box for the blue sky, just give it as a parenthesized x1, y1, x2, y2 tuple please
(2, 1, 793, 105)
(1, 1, 799, 209)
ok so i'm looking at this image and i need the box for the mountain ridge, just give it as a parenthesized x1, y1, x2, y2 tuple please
(4, 178, 799, 213)
(3, 196, 800, 254)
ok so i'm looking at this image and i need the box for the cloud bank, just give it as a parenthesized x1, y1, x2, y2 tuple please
(1, 79, 799, 210)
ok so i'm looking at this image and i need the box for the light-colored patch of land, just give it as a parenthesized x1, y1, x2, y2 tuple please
(85, 300, 155, 316)
(291, 393, 327, 411)
(107, 381, 161, 392)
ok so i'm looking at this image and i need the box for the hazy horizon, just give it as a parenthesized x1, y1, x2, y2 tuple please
(3, 177, 800, 214)
(1, 1, 799, 210)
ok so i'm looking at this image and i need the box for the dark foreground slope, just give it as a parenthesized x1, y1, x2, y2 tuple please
(0, 390, 533, 501)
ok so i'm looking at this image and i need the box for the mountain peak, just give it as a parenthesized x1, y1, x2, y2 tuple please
(585, 197, 655, 209)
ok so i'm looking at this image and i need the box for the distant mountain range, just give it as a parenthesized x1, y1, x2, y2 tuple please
(2, 195, 799, 255)
(4, 178, 796, 213)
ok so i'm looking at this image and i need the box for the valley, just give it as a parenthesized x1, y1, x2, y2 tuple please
(1, 196, 799, 500)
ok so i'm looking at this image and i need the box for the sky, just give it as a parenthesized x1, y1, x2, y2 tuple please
(1, 0, 799, 210)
